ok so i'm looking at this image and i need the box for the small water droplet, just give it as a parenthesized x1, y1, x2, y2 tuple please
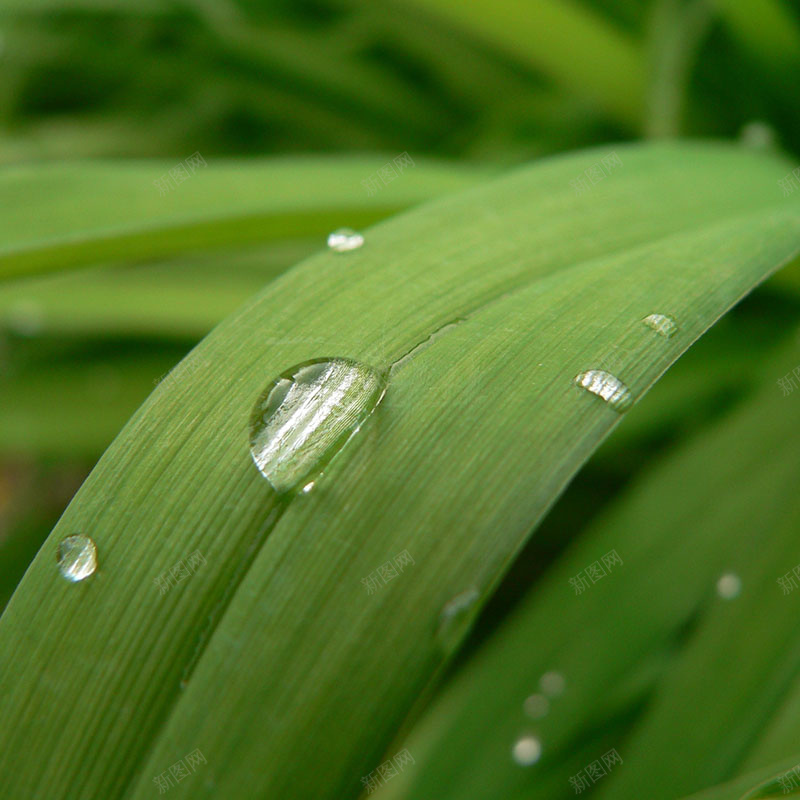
(436, 587, 480, 651)
(716, 573, 741, 600)
(739, 121, 776, 150)
(327, 228, 364, 253)
(57, 534, 98, 582)
(574, 370, 632, 412)
(301, 481, 315, 494)
(642, 313, 677, 338)
(539, 671, 566, 697)
(523, 694, 550, 719)
(512, 735, 542, 766)
(249, 358, 386, 493)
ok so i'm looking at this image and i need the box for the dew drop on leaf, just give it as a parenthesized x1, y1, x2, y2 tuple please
(574, 370, 632, 411)
(57, 534, 98, 582)
(539, 671, 566, 697)
(512, 735, 542, 766)
(716, 573, 741, 599)
(642, 313, 678, 338)
(523, 694, 550, 719)
(435, 587, 480, 651)
(249, 358, 386, 493)
(327, 228, 364, 253)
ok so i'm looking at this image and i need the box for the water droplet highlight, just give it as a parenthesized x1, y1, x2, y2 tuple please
(574, 370, 632, 412)
(642, 313, 677, 338)
(327, 228, 364, 253)
(716, 573, 741, 600)
(539, 671, 566, 697)
(512, 735, 542, 766)
(57, 534, 98, 582)
(523, 694, 550, 719)
(249, 358, 386, 493)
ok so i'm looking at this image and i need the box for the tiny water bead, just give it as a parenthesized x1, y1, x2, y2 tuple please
(57, 535, 98, 582)
(327, 228, 364, 253)
(249, 358, 386, 493)
(523, 694, 550, 720)
(574, 370, 632, 412)
(642, 313, 678, 338)
(436, 587, 481, 650)
(539, 671, 566, 697)
(716, 573, 742, 600)
(512, 735, 542, 766)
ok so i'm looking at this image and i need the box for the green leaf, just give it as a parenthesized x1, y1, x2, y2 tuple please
(400, 0, 647, 126)
(0, 156, 492, 279)
(0, 143, 798, 800)
(369, 332, 800, 800)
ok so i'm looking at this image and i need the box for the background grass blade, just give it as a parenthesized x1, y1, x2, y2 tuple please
(0, 143, 799, 800)
(0, 156, 492, 279)
(400, 0, 646, 127)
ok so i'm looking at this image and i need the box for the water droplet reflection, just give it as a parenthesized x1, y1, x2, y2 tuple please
(716, 573, 741, 600)
(327, 228, 364, 253)
(642, 313, 677, 338)
(512, 735, 542, 766)
(539, 671, 566, 697)
(249, 358, 386, 493)
(57, 534, 98, 582)
(574, 370, 632, 412)
(523, 694, 550, 719)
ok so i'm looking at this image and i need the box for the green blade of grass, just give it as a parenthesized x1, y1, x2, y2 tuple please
(400, 0, 647, 127)
(372, 333, 800, 800)
(0, 156, 492, 279)
(0, 240, 319, 339)
(0, 143, 798, 800)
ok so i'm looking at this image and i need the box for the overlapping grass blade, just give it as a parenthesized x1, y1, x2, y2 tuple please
(0, 143, 798, 800)
(372, 334, 800, 800)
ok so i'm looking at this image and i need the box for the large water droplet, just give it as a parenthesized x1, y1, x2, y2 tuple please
(57, 534, 98, 582)
(512, 735, 542, 766)
(539, 671, 566, 697)
(642, 313, 677, 338)
(327, 228, 364, 253)
(249, 358, 386, 492)
(574, 370, 632, 412)
(716, 573, 741, 600)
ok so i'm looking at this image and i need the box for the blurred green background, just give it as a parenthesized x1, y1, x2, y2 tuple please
(1, 0, 800, 616)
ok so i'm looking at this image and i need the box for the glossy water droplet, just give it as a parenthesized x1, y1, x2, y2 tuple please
(57, 534, 98, 582)
(574, 370, 632, 412)
(642, 313, 677, 338)
(539, 671, 566, 697)
(327, 228, 364, 253)
(512, 735, 542, 766)
(716, 573, 741, 600)
(436, 587, 480, 650)
(249, 358, 386, 493)
(523, 694, 550, 719)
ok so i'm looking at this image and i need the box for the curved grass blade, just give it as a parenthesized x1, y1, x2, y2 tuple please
(371, 334, 800, 800)
(0, 156, 492, 280)
(0, 143, 798, 800)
